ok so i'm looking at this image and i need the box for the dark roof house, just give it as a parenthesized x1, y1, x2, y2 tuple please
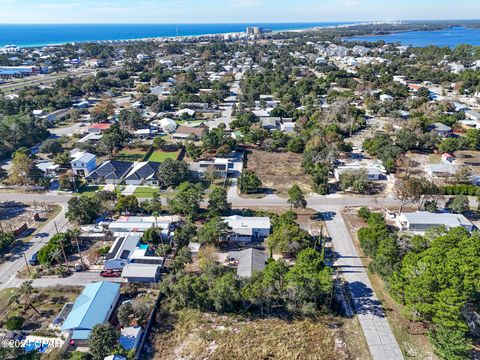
(86, 160, 133, 184)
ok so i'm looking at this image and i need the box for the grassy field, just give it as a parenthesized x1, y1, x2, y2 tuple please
(115, 148, 147, 162)
(246, 149, 312, 196)
(149, 309, 370, 360)
(134, 186, 159, 199)
(148, 150, 179, 163)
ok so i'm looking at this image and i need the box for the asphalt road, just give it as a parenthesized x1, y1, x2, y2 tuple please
(0, 202, 69, 291)
(312, 205, 404, 360)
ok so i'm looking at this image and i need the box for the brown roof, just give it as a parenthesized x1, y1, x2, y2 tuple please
(174, 126, 205, 137)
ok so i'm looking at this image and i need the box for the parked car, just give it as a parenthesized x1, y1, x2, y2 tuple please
(28, 252, 38, 266)
(100, 269, 121, 277)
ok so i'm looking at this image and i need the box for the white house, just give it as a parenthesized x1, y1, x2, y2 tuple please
(426, 163, 456, 178)
(380, 94, 394, 102)
(158, 118, 177, 133)
(221, 215, 271, 242)
(189, 158, 231, 178)
(175, 108, 196, 117)
(70, 151, 96, 177)
(334, 166, 384, 181)
(396, 211, 474, 232)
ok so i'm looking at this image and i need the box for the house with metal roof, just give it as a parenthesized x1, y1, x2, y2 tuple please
(222, 215, 271, 242)
(61, 281, 120, 345)
(85, 160, 133, 185)
(121, 264, 162, 283)
(396, 211, 474, 233)
(227, 248, 268, 278)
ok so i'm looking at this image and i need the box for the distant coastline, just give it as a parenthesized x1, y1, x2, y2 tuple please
(0, 22, 356, 48)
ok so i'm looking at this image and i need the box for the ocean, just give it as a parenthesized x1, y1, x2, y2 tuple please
(346, 26, 480, 48)
(0, 22, 351, 48)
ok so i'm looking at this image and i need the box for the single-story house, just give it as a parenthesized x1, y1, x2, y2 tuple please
(40, 108, 70, 122)
(175, 108, 196, 118)
(61, 282, 120, 346)
(222, 215, 271, 242)
(124, 161, 160, 186)
(466, 110, 480, 121)
(396, 211, 474, 232)
(86, 160, 133, 185)
(429, 123, 452, 137)
(157, 118, 177, 133)
(379, 94, 394, 102)
(426, 163, 456, 178)
(441, 153, 455, 164)
(227, 248, 268, 278)
(334, 166, 384, 181)
(280, 121, 296, 133)
(189, 158, 231, 178)
(70, 151, 96, 177)
(172, 126, 205, 141)
(108, 215, 178, 236)
(121, 264, 161, 283)
(260, 117, 280, 130)
(120, 326, 143, 351)
(133, 128, 152, 139)
(88, 123, 112, 134)
(35, 161, 60, 176)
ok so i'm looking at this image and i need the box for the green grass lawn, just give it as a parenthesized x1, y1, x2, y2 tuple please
(115, 148, 147, 162)
(148, 150, 179, 163)
(77, 184, 104, 195)
(133, 186, 159, 198)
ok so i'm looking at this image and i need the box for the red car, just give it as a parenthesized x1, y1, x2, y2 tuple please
(100, 269, 121, 277)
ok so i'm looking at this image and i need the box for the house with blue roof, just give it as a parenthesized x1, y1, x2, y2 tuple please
(61, 281, 121, 345)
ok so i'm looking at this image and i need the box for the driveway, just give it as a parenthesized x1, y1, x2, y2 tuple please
(122, 185, 138, 196)
(312, 205, 403, 360)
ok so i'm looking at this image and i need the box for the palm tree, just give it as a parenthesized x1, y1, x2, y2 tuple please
(49, 248, 63, 266)
(9, 280, 41, 315)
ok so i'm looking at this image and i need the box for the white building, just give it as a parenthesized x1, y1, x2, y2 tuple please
(70, 151, 96, 177)
(396, 211, 474, 233)
(222, 215, 271, 242)
(334, 165, 384, 181)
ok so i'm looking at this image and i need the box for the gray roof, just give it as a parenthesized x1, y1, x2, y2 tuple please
(227, 248, 268, 278)
(431, 122, 452, 132)
(121, 264, 160, 278)
(106, 234, 141, 261)
(401, 211, 473, 229)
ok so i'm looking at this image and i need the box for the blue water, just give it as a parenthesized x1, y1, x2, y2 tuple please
(347, 27, 480, 48)
(0, 23, 351, 48)
(138, 244, 149, 250)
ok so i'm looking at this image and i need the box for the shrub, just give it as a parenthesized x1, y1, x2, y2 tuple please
(5, 315, 25, 330)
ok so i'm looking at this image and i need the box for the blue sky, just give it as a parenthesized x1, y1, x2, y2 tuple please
(0, 0, 478, 23)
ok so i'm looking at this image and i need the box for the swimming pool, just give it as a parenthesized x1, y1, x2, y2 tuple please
(24, 341, 48, 353)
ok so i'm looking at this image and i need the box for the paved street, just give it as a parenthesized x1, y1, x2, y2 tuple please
(312, 205, 404, 360)
(0, 203, 69, 291)
(207, 71, 243, 130)
(7, 271, 123, 288)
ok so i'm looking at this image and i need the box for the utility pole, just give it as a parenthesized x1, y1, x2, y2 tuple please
(74, 234, 85, 269)
(54, 220, 59, 234)
(60, 242, 69, 269)
(23, 252, 31, 276)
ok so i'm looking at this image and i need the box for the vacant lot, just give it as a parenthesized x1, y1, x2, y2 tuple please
(148, 150, 180, 163)
(115, 148, 147, 162)
(246, 150, 312, 196)
(149, 309, 370, 360)
(0, 286, 81, 332)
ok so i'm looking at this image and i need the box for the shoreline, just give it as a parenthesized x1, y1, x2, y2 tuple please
(1, 21, 394, 49)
